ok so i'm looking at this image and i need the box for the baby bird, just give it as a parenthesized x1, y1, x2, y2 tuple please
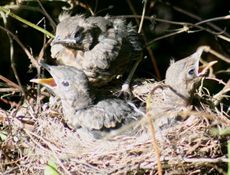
(149, 47, 205, 120)
(50, 15, 142, 89)
(31, 63, 142, 139)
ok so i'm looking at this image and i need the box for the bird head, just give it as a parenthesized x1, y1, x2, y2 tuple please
(30, 63, 93, 110)
(165, 47, 204, 98)
(50, 15, 102, 59)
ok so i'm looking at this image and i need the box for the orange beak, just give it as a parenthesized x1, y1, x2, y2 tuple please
(30, 78, 57, 88)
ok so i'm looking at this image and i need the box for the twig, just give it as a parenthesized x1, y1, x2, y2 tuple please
(202, 46, 230, 63)
(0, 11, 26, 96)
(24, 129, 72, 175)
(165, 2, 230, 37)
(0, 75, 20, 89)
(36, 0, 56, 30)
(117, 14, 230, 44)
(0, 26, 39, 69)
(195, 15, 230, 26)
(178, 110, 230, 127)
(147, 26, 189, 45)
(0, 7, 54, 38)
(213, 80, 230, 106)
(0, 88, 20, 93)
(0, 98, 20, 108)
(126, 0, 161, 80)
(138, 0, 148, 34)
(182, 157, 228, 163)
(146, 94, 163, 175)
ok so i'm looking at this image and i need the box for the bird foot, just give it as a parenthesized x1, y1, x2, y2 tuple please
(117, 83, 133, 99)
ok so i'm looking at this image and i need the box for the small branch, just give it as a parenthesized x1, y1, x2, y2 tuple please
(126, 0, 161, 80)
(146, 94, 163, 175)
(138, 0, 148, 34)
(213, 80, 230, 106)
(202, 46, 230, 63)
(147, 26, 189, 46)
(0, 12, 26, 96)
(0, 6, 54, 38)
(36, 0, 56, 30)
(0, 75, 20, 89)
(0, 26, 39, 69)
(24, 129, 72, 175)
(116, 14, 230, 44)
(0, 88, 20, 93)
(182, 157, 228, 163)
(195, 15, 230, 26)
(165, 2, 230, 37)
(163, 156, 228, 163)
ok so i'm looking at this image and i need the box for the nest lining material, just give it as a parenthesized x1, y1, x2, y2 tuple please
(0, 80, 229, 174)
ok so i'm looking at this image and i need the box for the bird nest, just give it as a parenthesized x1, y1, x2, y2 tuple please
(0, 80, 229, 175)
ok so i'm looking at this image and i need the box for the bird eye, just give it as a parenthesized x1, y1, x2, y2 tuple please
(188, 68, 195, 75)
(62, 81, 69, 87)
(73, 28, 84, 43)
(74, 32, 82, 42)
(187, 68, 197, 80)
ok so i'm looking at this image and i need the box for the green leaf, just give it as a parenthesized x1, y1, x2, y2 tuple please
(0, 130, 8, 141)
(44, 160, 60, 175)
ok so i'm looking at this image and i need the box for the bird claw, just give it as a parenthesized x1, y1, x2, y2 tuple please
(117, 83, 133, 99)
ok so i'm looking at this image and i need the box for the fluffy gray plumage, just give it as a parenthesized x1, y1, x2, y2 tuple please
(51, 15, 142, 87)
(150, 48, 203, 119)
(41, 65, 142, 138)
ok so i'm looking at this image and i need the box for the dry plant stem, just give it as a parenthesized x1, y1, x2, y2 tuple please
(138, 0, 147, 34)
(0, 12, 26, 96)
(179, 110, 230, 126)
(199, 60, 218, 76)
(35, 39, 53, 110)
(0, 98, 19, 108)
(126, 0, 161, 80)
(148, 26, 189, 43)
(213, 80, 230, 106)
(166, 2, 230, 37)
(0, 26, 39, 69)
(202, 46, 230, 64)
(119, 15, 230, 45)
(147, 17, 230, 46)
(76, 0, 95, 15)
(36, 0, 56, 30)
(67, 0, 94, 15)
(164, 156, 228, 163)
(0, 7, 54, 38)
(24, 129, 71, 175)
(4, 4, 44, 13)
(9, 29, 26, 96)
(195, 15, 230, 27)
(0, 75, 20, 89)
(0, 88, 20, 93)
(146, 94, 163, 175)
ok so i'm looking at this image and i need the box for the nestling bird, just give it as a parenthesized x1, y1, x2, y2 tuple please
(31, 64, 142, 139)
(50, 14, 143, 89)
(149, 47, 205, 120)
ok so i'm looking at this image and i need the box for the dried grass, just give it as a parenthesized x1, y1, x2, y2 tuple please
(0, 80, 229, 174)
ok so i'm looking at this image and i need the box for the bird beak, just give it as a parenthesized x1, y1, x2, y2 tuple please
(51, 36, 84, 50)
(30, 78, 57, 88)
(51, 37, 76, 46)
(30, 62, 57, 88)
(191, 46, 217, 77)
(198, 60, 218, 76)
(191, 47, 203, 77)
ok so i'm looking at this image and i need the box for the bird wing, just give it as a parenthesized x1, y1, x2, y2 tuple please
(73, 99, 138, 131)
(149, 84, 188, 119)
